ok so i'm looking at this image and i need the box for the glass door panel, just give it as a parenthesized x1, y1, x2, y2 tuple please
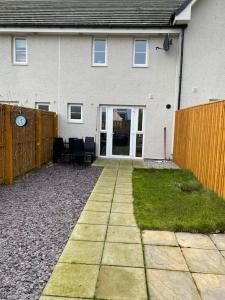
(112, 108, 131, 156)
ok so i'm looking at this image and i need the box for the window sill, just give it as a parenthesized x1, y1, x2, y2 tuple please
(132, 65, 148, 68)
(13, 62, 28, 66)
(92, 64, 108, 67)
(68, 120, 84, 124)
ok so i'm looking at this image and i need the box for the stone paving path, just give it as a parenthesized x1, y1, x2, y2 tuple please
(40, 159, 225, 300)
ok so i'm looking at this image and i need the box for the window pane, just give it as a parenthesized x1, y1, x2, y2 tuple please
(135, 40, 147, 52)
(16, 39, 26, 50)
(15, 39, 27, 63)
(138, 108, 143, 131)
(16, 51, 26, 63)
(71, 113, 81, 120)
(100, 133, 107, 156)
(136, 134, 143, 157)
(94, 51, 105, 64)
(95, 40, 106, 52)
(71, 106, 81, 113)
(38, 105, 49, 111)
(135, 53, 146, 65)
(101, 107, 106, 130)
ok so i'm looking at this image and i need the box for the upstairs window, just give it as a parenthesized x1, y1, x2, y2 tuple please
(13, 38, 28, 65)
(93, 39, 107, 66)
(133, 40, 148, 67)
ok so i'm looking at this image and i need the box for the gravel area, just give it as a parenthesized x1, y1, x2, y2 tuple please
(145, 159, 179, 169)
(0, 164, 102, 300)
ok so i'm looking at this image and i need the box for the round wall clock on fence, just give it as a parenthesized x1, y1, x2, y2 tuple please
(16, 115, 27, 127)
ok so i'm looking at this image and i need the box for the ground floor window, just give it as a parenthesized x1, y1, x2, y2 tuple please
(68, 104, 83, 123)
(36, 102, 50, 111)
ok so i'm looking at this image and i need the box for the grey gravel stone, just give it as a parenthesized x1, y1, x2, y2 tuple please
(0, 164, 102, 300)
(144, 159, 179, 169)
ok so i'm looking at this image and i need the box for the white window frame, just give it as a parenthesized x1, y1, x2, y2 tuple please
(35, 102, 50, 111)
(133, 39, 148, 68)
(68, 104, 83, 124)
(13, 37, 28, 65)
(92, 38, 108, 66)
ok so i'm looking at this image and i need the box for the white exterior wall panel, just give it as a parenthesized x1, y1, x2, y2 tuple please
(181, 0, 225, 108)
(0, 34, 180, 159)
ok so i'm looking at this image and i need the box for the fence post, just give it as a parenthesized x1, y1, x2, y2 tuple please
(53, 113, 58, 137)
(35, 110, 42, 168)
(5, 105, 13, 184)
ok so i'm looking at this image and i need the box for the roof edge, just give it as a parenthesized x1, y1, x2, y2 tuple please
(170, 0, 199, 25)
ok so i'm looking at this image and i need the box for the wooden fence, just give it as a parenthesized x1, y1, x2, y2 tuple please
(0, 104, 57, 184)
(173, 100, 225, 198)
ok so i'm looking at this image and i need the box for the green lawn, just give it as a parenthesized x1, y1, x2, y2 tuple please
(133, 169, 225, 233)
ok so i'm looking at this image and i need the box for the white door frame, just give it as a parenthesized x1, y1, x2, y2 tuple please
(99, 105, 145, 159)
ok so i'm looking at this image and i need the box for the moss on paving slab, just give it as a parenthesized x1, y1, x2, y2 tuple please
(133, 169, 225, 233)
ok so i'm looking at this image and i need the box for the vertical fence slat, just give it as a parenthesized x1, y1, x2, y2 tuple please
(35, 110, 42, 168)
(173, 100, 225, 199)
(5, 105, 13, 184)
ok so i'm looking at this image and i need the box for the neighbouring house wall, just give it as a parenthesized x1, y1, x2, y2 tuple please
(0, 34, 180, 159)
(181, 0, 225, 108)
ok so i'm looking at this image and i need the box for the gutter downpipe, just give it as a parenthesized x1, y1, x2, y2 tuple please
(177, 27, 185, 110)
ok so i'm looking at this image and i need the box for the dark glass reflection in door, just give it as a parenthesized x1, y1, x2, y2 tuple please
(112, 108, 131, 156)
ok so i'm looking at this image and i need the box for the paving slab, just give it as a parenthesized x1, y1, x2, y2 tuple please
(109, 213, 137, 227)
(116, 177, 132, 183)
(176, 233, 216, 249)
(145, 245, 188, 271)
(115, 187, 133, 195)
(142, 230, 178, 246)
(111, 203, 133, 214)
(93, 186, 114, 194)
(147, 269, 200, 300)
(84, 201, 111, 212)
(106, 225, 141, 244)
(117, 174, 132, 179)
(182, 248, 225, 274)
(78, 211, 109, 225)
(210, 234, 225, 250)
(193, 273, 225, 300)
(133, 160, 146, 167)
(95, 181, 116, 188)
(42, 263, 99, 299)
(98, 176, 117, 182)
(113, 194, 133, 203)
(102, 242, 144, 267)
(117, 170, 132, 175)
(96, 266, 148, 300)
(116, 183, 132, 189)
(70, 224, 107, 242)
(89, 193, 113, 202)
(101, 172, 118, 177)
(59, 240, 104, 264)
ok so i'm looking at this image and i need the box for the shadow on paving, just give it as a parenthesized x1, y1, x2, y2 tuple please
(0, 164, 102, 300)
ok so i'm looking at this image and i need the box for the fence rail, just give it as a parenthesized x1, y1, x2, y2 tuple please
(0, 104, 57, 184)
(173, 100, 225, 198)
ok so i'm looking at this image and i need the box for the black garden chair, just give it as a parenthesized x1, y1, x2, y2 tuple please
(84, 136, 96, 163)
(53, 137, 65, 163)
(71, 138, 85, 165)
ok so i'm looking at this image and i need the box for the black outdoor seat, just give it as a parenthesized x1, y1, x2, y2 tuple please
(71, 138, 85, 165)
(84, 136, 96, 163)
(69, 138, 78, 154)
(53, 137, 65, 162)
